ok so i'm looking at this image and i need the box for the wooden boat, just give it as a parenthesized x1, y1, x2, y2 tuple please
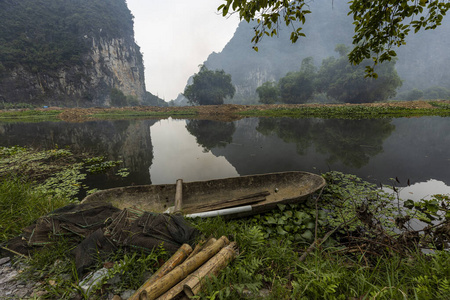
(81, 171, 326, 218)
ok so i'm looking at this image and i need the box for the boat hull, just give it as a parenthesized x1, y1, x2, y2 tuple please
(81, 172, 326, 218)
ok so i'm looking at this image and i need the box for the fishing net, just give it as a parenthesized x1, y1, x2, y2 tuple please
(73, 207, 198, 276)
(3, 202, 199, 276)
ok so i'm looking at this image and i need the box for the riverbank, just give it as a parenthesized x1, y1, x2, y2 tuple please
(1, 146, 449, 299)
(1, 100, 450, 123)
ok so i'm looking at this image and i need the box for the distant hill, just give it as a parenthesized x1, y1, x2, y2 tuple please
(202, 1, 450, 104)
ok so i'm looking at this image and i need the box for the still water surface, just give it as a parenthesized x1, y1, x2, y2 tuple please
(1, 116, 449, 201)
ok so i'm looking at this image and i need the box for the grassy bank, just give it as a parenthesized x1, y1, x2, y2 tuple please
(1, 146, 449, 299)
(1, 100, 450, 122)
(0, 109, 61, 122)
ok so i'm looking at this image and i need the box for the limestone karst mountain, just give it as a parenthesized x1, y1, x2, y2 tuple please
(0, 0, 149, 107)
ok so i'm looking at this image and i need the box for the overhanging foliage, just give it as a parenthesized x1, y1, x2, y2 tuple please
(218, 0, 450, 76)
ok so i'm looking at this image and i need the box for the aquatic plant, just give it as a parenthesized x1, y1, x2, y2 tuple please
(0, 146, 129, 241)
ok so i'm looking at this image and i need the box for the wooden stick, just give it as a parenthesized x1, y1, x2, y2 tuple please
(174, 179, 183, 214)
(183, 191, 270, 214)
(128, 243, 193, 300)
(140, 236, 230, 300)
(183, 242, 237, 297)
(0, 246, 29, 259)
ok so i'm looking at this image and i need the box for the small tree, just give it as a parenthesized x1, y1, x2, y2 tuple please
(184, 66, 235, 105)
(110, 88, 141, 107)
(316, 45, 402, 103)
(256, 81, 279, 104)
(405, 89, 424, 101)
(278, 57, 316, 104)
(110, 88, 128, 107)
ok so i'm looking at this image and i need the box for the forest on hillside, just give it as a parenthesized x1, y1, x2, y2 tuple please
(0, 0, 136, 74)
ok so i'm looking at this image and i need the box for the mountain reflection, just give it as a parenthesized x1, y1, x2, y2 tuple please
(0, 120, 156, 187)
(256, 118, 394, 168)
(313, 119, 395, 168)
(256, 118, 314, 155)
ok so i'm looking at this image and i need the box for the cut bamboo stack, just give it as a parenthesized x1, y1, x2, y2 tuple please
(129, 236, 237, 300)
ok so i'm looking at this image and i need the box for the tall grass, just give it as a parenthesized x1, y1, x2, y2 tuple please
(0, 176, 69, 242)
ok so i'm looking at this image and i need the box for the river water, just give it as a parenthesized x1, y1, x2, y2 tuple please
(1, 116, 449, 201)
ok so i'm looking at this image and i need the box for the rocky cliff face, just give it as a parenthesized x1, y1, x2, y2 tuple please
(0, 37, 145, 107)
(84, 36, 146, 105)
(0, 0, 146, 107)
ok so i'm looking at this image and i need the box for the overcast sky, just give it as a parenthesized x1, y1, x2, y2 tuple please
(126, 1, 240, 101)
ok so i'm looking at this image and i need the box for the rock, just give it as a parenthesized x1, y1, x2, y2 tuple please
(0, 260, 40, 299)
(0, 257, 11, 265)
(31, 290, 48, 298)
(15, 288, 29, 298)
(120, 290, 135, 300)
(0, 268, 18, 284)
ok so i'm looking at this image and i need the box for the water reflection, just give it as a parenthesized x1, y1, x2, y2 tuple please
(394, 179, 450, 202)
(186, 120, 236, 151)
(256, 118, 395, 167)
(312, 119, 395, 168)
(256, 118, 313, 155)
(0, 120, 156, 187)
(211, 117, 450, 186)
(1, 116, 449, 190)
(149, 119, 238, 184)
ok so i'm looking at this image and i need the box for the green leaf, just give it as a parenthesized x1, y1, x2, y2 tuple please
(301, 230, 313, 240)
(277, 204, 286, 211)
(306, 222, 315, 229)
(266, 216, 277, 224)
(404, 199, 414, 209)
(284, 211, 293, 218)
(277, 226, 288, 235)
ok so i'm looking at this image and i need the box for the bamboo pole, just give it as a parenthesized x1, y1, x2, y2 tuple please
(155, 275, 189, 300)
(156, 241, 237, 300)
(183, 242, 237, 297)
(186, 237, 216, 261)
(128, 243, 192, 300)
(140, 236, 230, 300)
(174, 179, 183, 214)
